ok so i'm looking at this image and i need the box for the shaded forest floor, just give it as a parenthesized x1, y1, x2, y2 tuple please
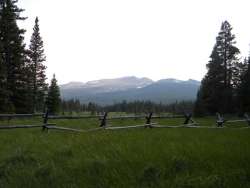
(0, 117, 250, 188)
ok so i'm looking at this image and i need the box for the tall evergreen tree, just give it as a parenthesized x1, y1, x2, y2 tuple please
(238, 56, 250, 113)
(0, 0, 10, 112)
(194, 21, 240, 115)
(46, 74, 61, 114)
(28, 17, 47, 112)
(0, 0, 29, 113)
(0, 33, 9, 112)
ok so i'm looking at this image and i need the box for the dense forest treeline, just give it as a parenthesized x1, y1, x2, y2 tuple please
(61, 99, 194, 115)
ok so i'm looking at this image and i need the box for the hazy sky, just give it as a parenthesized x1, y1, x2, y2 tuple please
(18, 0, 250, 84)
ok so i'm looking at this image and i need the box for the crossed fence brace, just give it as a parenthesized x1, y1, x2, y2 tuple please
(216, 113, 250, 127)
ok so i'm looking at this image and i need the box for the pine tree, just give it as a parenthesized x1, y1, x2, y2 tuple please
(0, 0, 11, 112)
(0, 0, 30, 113)
(238, 56, 250, 113)
(46, 74, 61, 114)
(0, 34, 10, 112)
(28, 17, 47, 112)
(194, 21, 240, 115)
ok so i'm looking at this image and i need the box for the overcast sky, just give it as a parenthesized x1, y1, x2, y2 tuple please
(18, 0, 250, 84)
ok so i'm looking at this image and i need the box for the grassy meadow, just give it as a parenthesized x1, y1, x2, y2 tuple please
(0, 116, 250, 187)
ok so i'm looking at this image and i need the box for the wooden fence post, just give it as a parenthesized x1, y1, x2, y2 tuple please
(42, 110, 49, 132)
(100, 112, 108, 128)
(183, 113, 192, 124)
(183, 113, 196, 125)
(216, 113, 225, 127)
(145, 112, 153, 128)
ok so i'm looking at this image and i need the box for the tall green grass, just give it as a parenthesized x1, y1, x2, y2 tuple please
(0, 117, 249, 187)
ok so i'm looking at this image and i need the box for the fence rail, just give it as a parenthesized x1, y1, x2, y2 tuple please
(47, 115, 102, 119)
(0, 123, 56, 130)
(0, 113, 44, 119)
(0, 113, 185, 120)
(0, 112, 249, 133)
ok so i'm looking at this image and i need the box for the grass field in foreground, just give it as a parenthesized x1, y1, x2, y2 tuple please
(0, 117, 250, 188)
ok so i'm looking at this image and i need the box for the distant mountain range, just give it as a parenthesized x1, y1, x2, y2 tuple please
(60, 76, 200, 105)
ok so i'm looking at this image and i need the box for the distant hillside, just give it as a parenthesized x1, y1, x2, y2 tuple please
(60, 76, 200, 105)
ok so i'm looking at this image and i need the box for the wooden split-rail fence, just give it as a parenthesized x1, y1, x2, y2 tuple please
(0, 111, 250, 133)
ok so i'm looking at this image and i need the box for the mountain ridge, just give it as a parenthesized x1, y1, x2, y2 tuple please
(60, 76, 200, 105)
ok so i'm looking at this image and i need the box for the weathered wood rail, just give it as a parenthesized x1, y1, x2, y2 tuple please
(0, 113, 185, 121)
(0, 112, 249, 133)
(0, 113, 45, 123)
(0, 123, 56, 130)
(47, 115, 102, 119)
(47, 114, 184, 120)
(0, 113, 44, 118)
